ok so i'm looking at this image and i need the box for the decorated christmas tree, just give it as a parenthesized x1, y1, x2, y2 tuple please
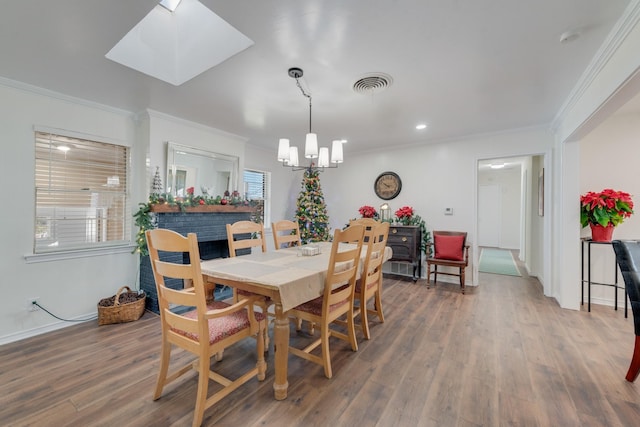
(295, 168, 331, 243)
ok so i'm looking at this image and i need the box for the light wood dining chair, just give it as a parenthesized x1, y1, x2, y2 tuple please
(287, 224, 365, 378)
(226, 220, 273, 346)
(272, 219, 302, 249)
(226, 220, 267, 256)
(349, 217, 381, 243)
(146, 229, 266, 427)
(354, 221, 390, 340)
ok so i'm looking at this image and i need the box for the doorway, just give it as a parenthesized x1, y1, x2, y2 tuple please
(476, 155, 544, 279)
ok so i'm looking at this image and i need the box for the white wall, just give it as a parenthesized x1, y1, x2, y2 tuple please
(579, 111, 640, 307)
(0, 81, 140, 344)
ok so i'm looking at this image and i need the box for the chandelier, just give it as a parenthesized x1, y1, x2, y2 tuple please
(277, 67, 344, 172)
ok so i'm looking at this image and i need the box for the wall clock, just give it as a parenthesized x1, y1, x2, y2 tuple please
(374, 171, 402, 200)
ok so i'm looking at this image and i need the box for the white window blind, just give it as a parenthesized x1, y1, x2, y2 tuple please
(34, 131, 130, 253)
(243, 169, 270, 226)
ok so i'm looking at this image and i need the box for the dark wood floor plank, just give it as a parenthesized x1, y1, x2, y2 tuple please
(1, 273, 639, 426)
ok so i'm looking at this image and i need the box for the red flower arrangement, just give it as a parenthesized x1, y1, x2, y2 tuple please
(358, 205, 378, 218)
(580, 189, 634, 228)
(395, 205, 414, 220)
(186, 187, 194, 195)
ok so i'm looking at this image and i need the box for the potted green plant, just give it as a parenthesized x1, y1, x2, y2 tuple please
(580, 189, 634, 242)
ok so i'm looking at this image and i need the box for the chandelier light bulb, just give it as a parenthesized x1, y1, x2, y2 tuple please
(318, 147, 329, 168)
(277, 138, 290, 161)
(331, 140, 343, 164)
(305, 133, 318, 158)
(288, 146, 299, 167)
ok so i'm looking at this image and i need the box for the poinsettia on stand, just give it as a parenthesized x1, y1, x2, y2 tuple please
(295, 168, 331, 243)
(580, 189, 634, 242)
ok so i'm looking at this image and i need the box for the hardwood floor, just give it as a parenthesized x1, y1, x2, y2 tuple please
(1, 273, 638, 426)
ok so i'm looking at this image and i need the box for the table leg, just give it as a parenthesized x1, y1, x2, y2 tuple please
(273, 302, 289, 400)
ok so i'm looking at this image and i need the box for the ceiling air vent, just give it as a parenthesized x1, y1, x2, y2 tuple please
(352, 73, 393, 94)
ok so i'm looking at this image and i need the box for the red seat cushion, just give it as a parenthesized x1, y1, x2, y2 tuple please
(434, 234, 465, 261)
(171, 301, 265, 344)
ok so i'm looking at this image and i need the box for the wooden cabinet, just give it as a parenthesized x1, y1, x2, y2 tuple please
(387, 225, 421, 281)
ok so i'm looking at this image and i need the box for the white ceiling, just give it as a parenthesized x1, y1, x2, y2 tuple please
(0, 0, 635, 156)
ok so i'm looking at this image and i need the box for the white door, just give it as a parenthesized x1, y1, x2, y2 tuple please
(478, 184, 501, 247)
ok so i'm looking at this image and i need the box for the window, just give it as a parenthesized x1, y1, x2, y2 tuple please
(243, 169, 270, 226)
(34, 130, 130, 253)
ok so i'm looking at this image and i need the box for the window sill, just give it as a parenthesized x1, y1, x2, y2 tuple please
(24, 244, 136, 263)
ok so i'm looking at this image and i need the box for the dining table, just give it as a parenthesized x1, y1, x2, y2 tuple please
(200, 240, 392, 400)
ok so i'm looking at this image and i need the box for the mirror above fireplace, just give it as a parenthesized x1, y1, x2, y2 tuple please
(166, 142, 239, 198)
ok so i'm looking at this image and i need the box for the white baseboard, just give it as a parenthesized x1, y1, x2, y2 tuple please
(0, 312, 96, 346)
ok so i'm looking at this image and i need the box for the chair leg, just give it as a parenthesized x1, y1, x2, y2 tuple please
(256, 321, 267, 381)
(626, 335, 640, 382)
(374, 289, 385, 323)
(153, 339, 172, 400)
(347, 309, 358, 352)
(460, 267, 466, 294)
(192, 356, 210, 427)
(426, 262, 431, 288)
(321, 323, 332, 379)
(361, 298, 371, 340)
(258, 300, 270, 350)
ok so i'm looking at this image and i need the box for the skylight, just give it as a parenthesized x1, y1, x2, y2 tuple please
(105, 0, 254, 86)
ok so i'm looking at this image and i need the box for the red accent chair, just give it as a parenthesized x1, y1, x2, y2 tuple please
(426, 231, 470, 294)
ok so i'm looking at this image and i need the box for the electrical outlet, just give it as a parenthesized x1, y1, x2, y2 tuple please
(26, 298, 40, 312)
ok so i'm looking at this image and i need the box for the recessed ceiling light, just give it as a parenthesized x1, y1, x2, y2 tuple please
(416, 123, 427, 130)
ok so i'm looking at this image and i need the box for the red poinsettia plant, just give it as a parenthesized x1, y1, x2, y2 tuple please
(580, 189, 634, 228)
(395, 205, 414, 224)
(358, 205, 378, 219)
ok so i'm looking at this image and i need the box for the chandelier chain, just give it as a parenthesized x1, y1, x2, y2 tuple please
(294, 77, 312, 133)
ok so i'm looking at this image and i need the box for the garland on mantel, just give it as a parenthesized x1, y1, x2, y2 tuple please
(133, 189, 258, 255)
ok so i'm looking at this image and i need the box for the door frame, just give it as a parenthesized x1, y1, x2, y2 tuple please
(473, 150, 551, 297)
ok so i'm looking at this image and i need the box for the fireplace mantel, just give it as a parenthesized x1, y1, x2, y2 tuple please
(149, 204, 254, 213)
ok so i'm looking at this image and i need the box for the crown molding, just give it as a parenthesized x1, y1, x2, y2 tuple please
(139, 109, 248, 143)
(0, 76, 134, 118)
(551, 0, 640, 133)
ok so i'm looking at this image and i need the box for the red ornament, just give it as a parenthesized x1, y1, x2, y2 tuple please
(221, 199, 228, 205)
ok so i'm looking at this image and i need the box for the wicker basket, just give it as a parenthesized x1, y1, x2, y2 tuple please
(97, 286, 146, 326)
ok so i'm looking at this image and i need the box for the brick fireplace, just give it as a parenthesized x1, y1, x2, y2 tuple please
(140, 208, 253, 313)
